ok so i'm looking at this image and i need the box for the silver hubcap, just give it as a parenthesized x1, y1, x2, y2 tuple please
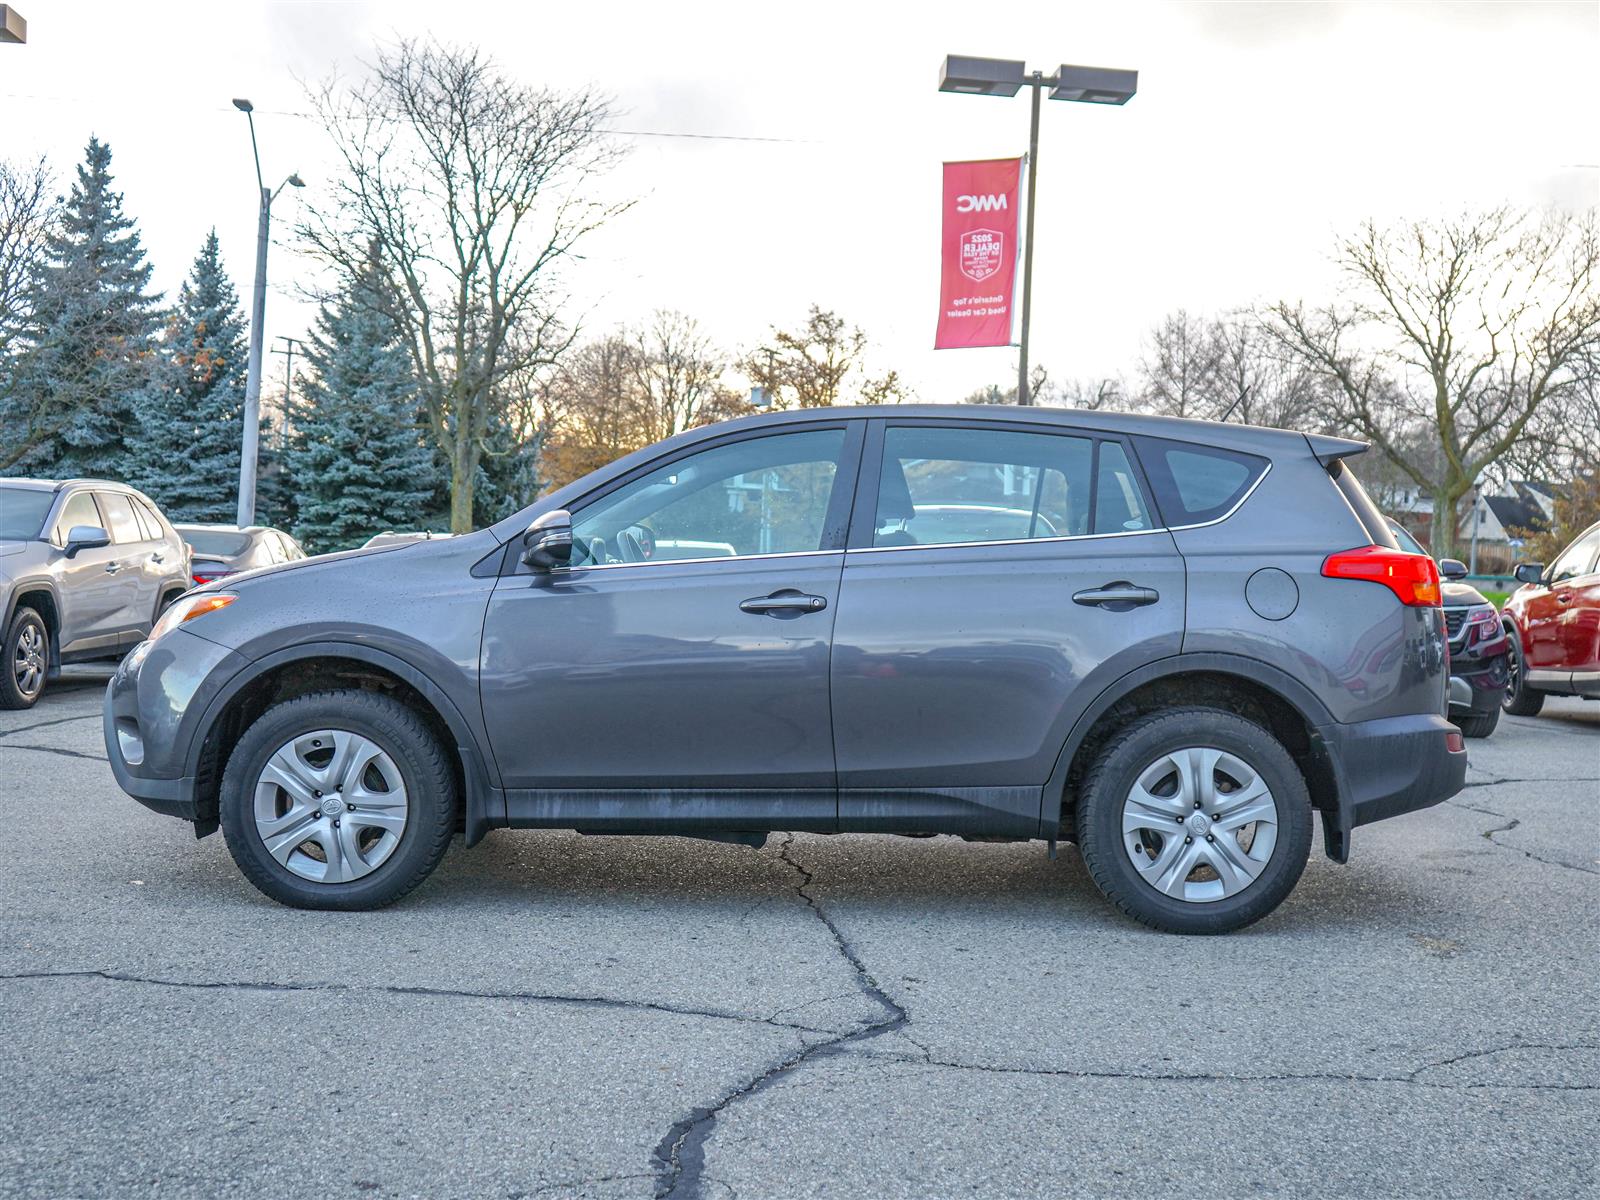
(12, 623, 44, 697)
(252, 730, 409, 884)
(1121, 747, 1279, 904)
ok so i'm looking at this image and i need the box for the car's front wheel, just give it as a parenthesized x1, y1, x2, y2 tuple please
(1075, 708, 1313, 934)
(1500, 629, 1544, 716)
(1, 606, 49, 710)
(219, 690, 457, 909)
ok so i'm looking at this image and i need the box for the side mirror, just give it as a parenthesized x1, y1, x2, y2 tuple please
(521, 509, 573, 571)
(64, 525, 110, 557)
(1438, 558, 1468, 581)
(1513, 562, 1545, 586)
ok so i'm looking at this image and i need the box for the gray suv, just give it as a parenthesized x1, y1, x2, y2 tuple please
(104, 407, 1467, 933)
(2, 479, 192, 709)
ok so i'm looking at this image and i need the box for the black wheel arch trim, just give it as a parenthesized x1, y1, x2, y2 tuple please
(1043, 651, 1343, 846)
(186, 641, 503, 847)
(3, 576, 63, 673)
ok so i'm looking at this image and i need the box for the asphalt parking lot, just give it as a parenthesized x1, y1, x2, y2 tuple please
(1, 670, 1595, 1199)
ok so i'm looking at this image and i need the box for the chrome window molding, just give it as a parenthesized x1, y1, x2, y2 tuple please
(847, 526, 1167, 556)
(555, 549, 842, 574)
(1161, 461, 1274, 532)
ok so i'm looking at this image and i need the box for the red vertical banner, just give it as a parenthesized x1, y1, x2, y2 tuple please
(934, 157, 1022, 350)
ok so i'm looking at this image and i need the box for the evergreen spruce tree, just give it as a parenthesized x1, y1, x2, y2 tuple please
(12, 137, 163, 478)
(128, 230, 247, 520)
(288, 261, 434, 552)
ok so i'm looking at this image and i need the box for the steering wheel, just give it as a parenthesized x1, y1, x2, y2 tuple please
(615, 528, 645, 563)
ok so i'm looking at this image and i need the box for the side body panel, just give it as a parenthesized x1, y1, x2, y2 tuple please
(1171, 451, 1447, 724)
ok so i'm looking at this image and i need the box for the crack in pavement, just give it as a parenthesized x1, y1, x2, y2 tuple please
(1443, 798, 1599, 876)
(0, 969, 838, 1035)
(0, 712, 100, 739)
(837, 1041, 1600, 1092)
(1, 742, 104, 762)
(650, 835, 908, 1200)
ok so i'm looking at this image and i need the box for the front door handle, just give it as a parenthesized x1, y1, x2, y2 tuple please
(740, 591, 827, 615)
(1073, 581, 1159, 609)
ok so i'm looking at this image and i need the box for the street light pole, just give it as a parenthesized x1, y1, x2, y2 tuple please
(232, 99, 303, 527)
(939, 57, 1137, 407)
(1017, 74, 1043, 406)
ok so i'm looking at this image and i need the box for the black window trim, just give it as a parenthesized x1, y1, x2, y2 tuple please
(512, 419, 868, 576)
(1129, 434, 1275, 533)
(845, 416, 1165, 554)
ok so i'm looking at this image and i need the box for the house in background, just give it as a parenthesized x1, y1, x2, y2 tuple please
(1456, 481, 1558, 574)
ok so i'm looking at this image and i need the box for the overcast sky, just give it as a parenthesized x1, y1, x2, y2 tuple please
(2, 0, 1596, 403)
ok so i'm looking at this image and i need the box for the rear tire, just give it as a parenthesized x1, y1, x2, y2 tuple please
(1452, 706, 1499, 739)
(1075, 707, 1313, 935)
(1501, 632, 1544, 716)
(1, 607, 48, 710)
(219, 689, 457, 909)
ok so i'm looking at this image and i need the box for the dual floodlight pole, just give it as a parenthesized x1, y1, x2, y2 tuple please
(939, 56, 1138, 405)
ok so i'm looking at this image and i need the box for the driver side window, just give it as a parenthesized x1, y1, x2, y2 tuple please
(570, 429, 847, 568)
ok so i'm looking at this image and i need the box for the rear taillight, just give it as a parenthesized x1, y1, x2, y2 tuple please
(1321, 546, 1442, 607)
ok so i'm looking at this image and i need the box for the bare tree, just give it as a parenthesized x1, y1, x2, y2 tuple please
(299, 39, 630, 531)
(0, 156, 55, 365)
(537, 334, 650, 490)
(1138, 310, 1221, 418)
(742, 305, 907, 407)
(630, 310, 726, 442)
(1266, 208, 1600, 557)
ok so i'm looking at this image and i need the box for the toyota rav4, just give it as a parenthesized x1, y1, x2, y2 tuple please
(104, 407, 1467, 933)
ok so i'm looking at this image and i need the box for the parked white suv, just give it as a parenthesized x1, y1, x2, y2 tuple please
(1, 479, 192, 708)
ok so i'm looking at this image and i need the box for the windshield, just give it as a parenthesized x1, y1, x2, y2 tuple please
(183, 530, 253, 557)
(0, 487, 55, 540)
(1388, 521, 1427, 557)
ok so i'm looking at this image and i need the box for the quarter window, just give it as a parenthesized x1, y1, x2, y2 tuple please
(871, 426, 1150, 548)
(1134, 436, 1270, 527)
(570, 429, 847, 567)
(95, 492, 143, 545)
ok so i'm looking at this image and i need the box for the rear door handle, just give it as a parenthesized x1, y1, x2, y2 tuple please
(740, 592, 827, 615)
(104, 562, 122, 575)
(1073, 582, 1159, 609)
(151, 552, 165, 564)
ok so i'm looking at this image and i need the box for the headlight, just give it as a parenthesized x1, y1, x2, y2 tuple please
(150, 593, 236, 642)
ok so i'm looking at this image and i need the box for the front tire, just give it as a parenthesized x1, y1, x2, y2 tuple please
(1501, 631, 1544, 716)
(1452, 706, 1499, 738)
(219, 689, 457, 909)
(1075, 708, 1313, 935)
(1, 607, 49, 710)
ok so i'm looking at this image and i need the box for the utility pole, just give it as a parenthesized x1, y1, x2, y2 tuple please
(270, 335, 304, 446)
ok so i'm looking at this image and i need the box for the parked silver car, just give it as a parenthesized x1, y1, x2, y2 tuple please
(175, 525, 306, 587)
(1, 478, 191, 708)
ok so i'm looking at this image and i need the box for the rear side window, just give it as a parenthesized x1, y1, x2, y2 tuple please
(135, 498, 170, 542)
(95, 492, 143, 544)
(1133, 436, 1269, 527)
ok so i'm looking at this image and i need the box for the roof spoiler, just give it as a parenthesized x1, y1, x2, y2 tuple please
(1305, 433, 1369, 466)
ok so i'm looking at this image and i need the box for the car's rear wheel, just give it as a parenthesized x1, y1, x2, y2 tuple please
(1, 607, 48, 710)
(1500, 630, 1544, 716)
(1075, 708, 1313, 934)
(219, 690, 456, 909)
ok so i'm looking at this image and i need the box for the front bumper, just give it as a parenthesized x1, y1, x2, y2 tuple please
(103, 628, 248, 823)
(1314, 711, 1468, 861)
(1447, 638, 1509, 716)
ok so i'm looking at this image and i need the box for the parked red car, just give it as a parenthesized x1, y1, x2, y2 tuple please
(1502, 520, 1600, 714)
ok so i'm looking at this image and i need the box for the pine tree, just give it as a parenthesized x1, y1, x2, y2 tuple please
(288, 260, 435, 552)
(127, 230, 247, 520)
(9, 137, 163, 478)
